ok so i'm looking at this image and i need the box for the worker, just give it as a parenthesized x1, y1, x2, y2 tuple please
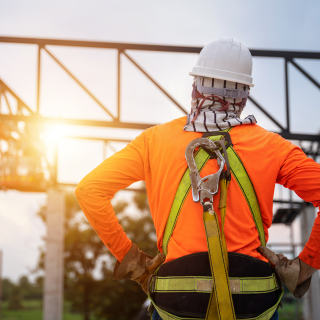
(75, 38, 320, 320)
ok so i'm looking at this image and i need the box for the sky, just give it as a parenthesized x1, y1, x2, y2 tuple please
(0, 0, 320, 280)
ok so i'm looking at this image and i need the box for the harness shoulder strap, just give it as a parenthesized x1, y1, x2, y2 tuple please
(208, 133, 266, 247)
(162, 128, 265, 257)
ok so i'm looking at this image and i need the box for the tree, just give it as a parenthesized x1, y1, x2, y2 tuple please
(2, 275, 43, 310)
(2, 278, 15, 301)
(7, 286, 24, 310)
(37, 188, 157, 320)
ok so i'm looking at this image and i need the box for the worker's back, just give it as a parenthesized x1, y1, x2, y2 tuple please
(141, 116, 304, 263)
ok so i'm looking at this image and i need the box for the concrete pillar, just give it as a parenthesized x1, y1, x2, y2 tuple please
(300, 204, 320, 320)
(0, 250, 2, 320)
(43, 188, 65, 320)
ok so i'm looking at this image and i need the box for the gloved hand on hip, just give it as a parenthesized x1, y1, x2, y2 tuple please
(113, 242, 165, 294)
(258, 246, 316, 298)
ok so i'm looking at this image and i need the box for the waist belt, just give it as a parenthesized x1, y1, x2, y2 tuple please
(148, 129, 283, 320)
(149, 252, 283, 320)
(152, 275, 278, 294)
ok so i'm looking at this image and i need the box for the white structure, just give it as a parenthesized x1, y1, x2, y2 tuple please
(301, 205, 320, 320)
(0, 250, 2, 320)
(43, 188, 65, 320)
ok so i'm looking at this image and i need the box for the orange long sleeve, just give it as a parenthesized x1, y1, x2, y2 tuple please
(276, 136, 320, 268)
(75, 131, 148, 261)
(75, 117, 320, 268)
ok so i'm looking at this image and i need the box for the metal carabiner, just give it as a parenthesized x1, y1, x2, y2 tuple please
(185, 138, 225, 205)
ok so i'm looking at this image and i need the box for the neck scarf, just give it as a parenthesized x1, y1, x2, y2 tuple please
(184, 77, 257, 132)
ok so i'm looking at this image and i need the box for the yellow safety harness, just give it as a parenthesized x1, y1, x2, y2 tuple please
(148, 129, 283, 320)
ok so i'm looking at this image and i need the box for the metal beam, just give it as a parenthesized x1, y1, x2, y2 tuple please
(1, 113, 320, 141)
(43, 47, 115, 120)
(249, 49, 320, 60)
(0, 36, 201, 53)
(1, 36, 320, 59)
(37, 45, 42, 114)
(285, 59, 290, 132)
(290, 59, 320, 90)
(248, 95, 285, 131)
(0, 79, 34, 114)
(117, 50, 121, 120)
(123, 51, 187, 115)
(3, 91, 12, 114)
(279, 131, 320, 142)
(273, 199, 304, 205)
(0, 114, 154, 130)
(66, 136, 131, 143)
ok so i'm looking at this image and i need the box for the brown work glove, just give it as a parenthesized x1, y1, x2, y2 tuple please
(258, 246, 315, 298)
(113, 243, 166, 294)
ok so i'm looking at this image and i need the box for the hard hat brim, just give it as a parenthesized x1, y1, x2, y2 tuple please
(189, 67, 254, 87)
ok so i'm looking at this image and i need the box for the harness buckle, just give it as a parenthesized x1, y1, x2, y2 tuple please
(148, 274, 157, 296)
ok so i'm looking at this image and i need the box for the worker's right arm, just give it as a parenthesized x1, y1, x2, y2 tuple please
(75, 130, 149, 262)
(276, 135, 320, 269)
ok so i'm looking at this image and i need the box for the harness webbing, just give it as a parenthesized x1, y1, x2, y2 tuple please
(149, 291, 283, 320)
(151, 130, 281, 320)
(203, 186, 235, 320)
(210, 135, 266, 247)
(153, 274, 279, 294)
(162, 128, 266, 257)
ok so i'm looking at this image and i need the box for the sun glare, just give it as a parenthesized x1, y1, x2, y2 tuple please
(44, 125, 67, 145)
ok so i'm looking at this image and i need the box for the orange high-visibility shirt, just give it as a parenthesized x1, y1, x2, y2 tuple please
(75, 117, 320, 268)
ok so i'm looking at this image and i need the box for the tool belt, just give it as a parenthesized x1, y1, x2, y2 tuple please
(148, 128, 283, 320)
(149, 252, 282, 319)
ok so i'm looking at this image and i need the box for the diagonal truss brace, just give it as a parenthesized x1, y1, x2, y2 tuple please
(0, 79, 34, 115)
(123, 51, 187, 115)
(43, 47, 115, 120)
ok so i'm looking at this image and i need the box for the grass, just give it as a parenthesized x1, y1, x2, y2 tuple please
(278, 300, 304, 320)
(1, 299, 303, 320)
(1, 300, 83, 320)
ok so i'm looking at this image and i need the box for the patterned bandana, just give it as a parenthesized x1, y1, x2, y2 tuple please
(183, 77, 257, 132)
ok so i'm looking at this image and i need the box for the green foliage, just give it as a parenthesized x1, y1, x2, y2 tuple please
(2, 275, 43, 308)
(1, 300, 83, 320)
(7, 286, 24, 311)
(36, 188, 156, 320)
(18, 276, 43, 300)
(2, 278, 16, 301)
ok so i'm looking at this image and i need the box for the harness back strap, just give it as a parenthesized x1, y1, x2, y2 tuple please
(162, 128, 265, 257)
(203, 188, 235, 320)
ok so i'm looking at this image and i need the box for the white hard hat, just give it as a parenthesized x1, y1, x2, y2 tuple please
(190, 38, 254, 87)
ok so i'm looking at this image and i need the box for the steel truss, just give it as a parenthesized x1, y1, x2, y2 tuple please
(0, 36, 320, 195)
(0, 37, 319, 138)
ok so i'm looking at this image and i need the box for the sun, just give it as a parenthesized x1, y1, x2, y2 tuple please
(44, 124, 67, 145)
